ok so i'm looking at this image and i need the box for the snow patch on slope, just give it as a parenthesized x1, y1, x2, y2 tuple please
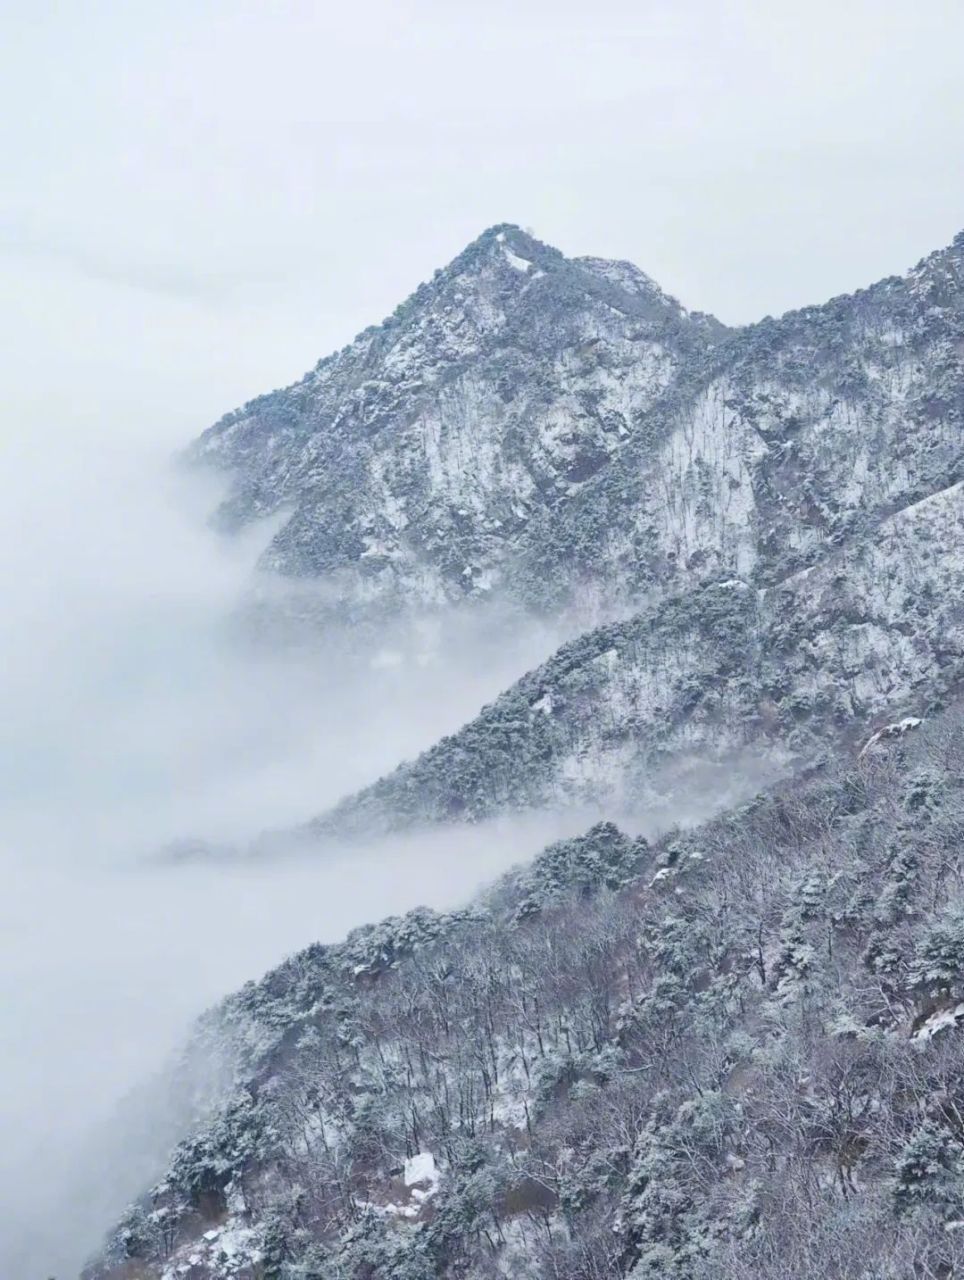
(503, 245, 532, 273)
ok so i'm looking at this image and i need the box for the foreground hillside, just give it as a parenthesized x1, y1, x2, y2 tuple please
(87, 704, 964, 1278)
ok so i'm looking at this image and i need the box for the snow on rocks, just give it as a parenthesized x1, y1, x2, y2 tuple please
(859, 716, 923, 758)
(161, 1222, 263, 1280)
(912, 1002, 964, 1042)
(353, 1151, 443, 1224)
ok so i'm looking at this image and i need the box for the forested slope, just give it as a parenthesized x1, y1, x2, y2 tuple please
(88, 704, 964, 1279)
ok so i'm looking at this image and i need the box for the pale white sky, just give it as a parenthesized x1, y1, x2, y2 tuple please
(3, 0, 964, 449)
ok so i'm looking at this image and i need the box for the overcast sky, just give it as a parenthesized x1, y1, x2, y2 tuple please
(3, 0, 964, 451)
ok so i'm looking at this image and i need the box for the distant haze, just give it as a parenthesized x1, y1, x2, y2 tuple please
(0, 430, 765, 1274)
(0, 431, 581, 1275)
(4, 0, 964, 459)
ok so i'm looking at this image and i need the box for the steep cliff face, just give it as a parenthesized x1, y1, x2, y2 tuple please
(193, 227, 964, 621)
(512, 230, 964, 609)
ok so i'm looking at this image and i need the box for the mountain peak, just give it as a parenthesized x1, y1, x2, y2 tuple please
(441, 221, 566, 283)
(193, 223, 964, 630)
(457, 226, 695, 324)
(191, 220, 722, 608)
(467, 221, 542, 251)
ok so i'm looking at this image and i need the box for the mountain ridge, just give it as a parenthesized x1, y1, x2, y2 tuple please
(168, 224, 964, 857)
(188, 224, 964, 624)
(289, 475, 964, 847)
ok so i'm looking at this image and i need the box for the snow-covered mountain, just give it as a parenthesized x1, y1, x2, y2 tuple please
(83, 225, 964, 1279)
(193, 225, 963, 621)
(192, 225, 721, 620)
(193, 224, 964, 852)
(285, 476, 964, 847)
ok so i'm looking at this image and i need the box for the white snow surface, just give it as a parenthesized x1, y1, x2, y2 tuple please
(859, 716, 924, 758)
(161, 1222, 263, 1280)
(404, 1150, 441, 1197)
(503, 245, 532, 272)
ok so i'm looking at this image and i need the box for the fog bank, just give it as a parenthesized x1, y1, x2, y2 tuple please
(0, 424, 781, 1276)
(0, 430, 571, 1277)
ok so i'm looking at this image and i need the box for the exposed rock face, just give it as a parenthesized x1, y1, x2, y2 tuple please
(524, 230, 964, 609)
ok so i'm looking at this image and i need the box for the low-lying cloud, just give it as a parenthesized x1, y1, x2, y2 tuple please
(0, 431, 572, 1277)
(0, 425, 783, 1277)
